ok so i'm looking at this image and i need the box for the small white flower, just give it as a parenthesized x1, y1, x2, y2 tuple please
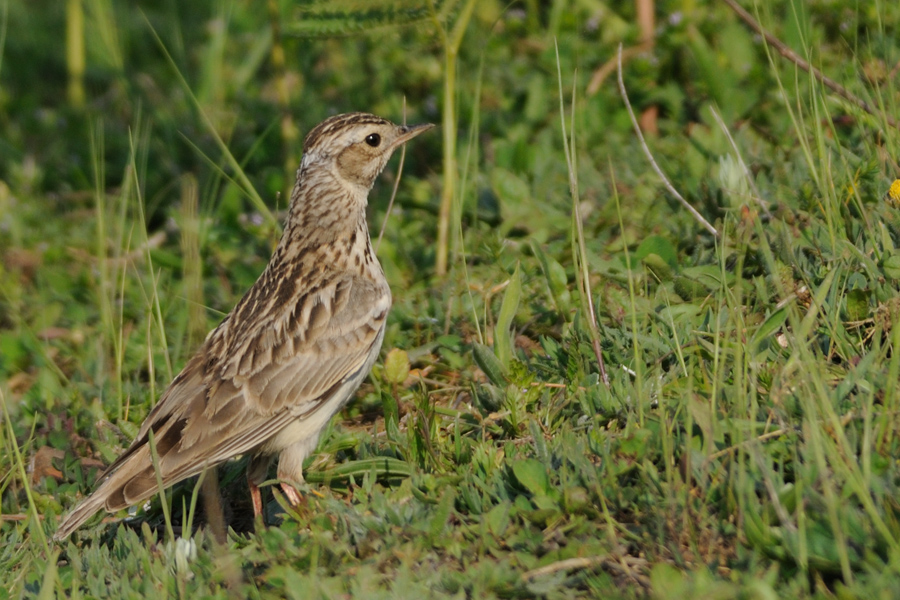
(166, 537, 198, 579)
(717, 154, 749, 197)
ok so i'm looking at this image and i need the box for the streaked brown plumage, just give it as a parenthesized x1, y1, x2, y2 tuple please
(54, 112, 433, 540)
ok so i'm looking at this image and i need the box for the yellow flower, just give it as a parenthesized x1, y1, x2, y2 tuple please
(886, 179, 900, 209)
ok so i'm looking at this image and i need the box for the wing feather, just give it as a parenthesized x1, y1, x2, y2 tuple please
(95, 272, 389, 506)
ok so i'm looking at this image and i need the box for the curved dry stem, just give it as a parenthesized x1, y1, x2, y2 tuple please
(376, 101, 409, 252)
(616, 46, 719, 238)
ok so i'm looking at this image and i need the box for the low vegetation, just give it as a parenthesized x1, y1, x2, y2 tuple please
(2, 1, 900, 597)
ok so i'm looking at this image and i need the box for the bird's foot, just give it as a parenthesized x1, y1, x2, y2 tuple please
(280, 482, 302, 506)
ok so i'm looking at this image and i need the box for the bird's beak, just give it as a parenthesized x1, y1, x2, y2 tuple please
(392, 123, 436, 148)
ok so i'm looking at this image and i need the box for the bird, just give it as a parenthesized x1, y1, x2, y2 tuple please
(54, 112, 434, 540)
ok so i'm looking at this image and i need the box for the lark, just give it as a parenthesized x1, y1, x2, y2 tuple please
(54, 113, 433, 540)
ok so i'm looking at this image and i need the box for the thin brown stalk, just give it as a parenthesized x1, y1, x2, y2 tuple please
(636, 0, 654, 45)
(617, 46, 719, 238)
(430, 0, 478, 276)
(555, 41, 609, 386)
(376, 100, 408, 251)
(200, 469, 227, 543)
(66, 0, 85, 108)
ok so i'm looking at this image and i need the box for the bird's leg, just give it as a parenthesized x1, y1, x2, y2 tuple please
(247, 454, 271, 519)
(250, 480, 264, 517)
(276, 441, 310, 509)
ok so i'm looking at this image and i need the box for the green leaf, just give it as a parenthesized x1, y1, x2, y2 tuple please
(383, 348, 410, 385)
(512, 458, 550, 497)
(523, 74, 550, 124)
(490, 168, 531, 205)
(117, 420, 139, 440)
(148, 248, 183, 270)
(485, 501, 511, 537)
(523, 507, 558, 526)
(494, 264, 521, 367)
(749, 306, 788, 350)
(845, 289, 869, 322)
(531, 241, 571, 314)
(563, 486, 590, 513)
(304, 457, 412, 483)
(641, 253, 674, 282)
(649, 563, 687, 597)
(428, 487, 456, 544)
(0, 332, 28, 371)
(680, 265, 732, 289)
(673, 276, 709, 301)
(635, 235, 678, 266)
(882, 253, 900, 280)
(743, 503, 781, 552)
(381, 389, 399, 432)
(618, 428, 653, 458)
(473, 343, 508, 386)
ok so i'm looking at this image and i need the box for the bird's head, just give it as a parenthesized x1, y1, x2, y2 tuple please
(301, 112, 434, 192)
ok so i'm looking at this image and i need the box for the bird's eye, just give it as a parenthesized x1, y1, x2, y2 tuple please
(365, 133, 381, 147)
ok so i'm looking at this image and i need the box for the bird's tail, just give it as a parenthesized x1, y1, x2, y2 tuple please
(53, 445, 163, 541)
(53, 488, 113, 541)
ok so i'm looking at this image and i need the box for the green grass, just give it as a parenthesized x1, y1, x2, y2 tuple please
(2, 0, 900, 597)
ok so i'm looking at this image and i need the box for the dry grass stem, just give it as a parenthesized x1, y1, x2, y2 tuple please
(617, 45, 719, 238)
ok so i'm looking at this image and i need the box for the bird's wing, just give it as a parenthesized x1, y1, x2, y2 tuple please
(97, 272, 390, 510)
